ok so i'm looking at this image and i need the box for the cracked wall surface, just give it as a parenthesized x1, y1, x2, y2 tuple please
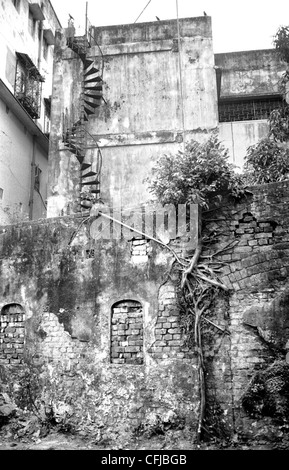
(47, 16, 218, 217)
(1, 181, 289, 444)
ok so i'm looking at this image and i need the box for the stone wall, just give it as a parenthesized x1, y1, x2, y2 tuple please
(0, 213, 198, 445)
(1, 181, 289, 445)
(111, 300, 144, 365)
(202, 181, 289, 440)
(0, 304, 25, 365)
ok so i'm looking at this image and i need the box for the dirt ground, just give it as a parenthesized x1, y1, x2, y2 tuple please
(0, 431, 284, 451)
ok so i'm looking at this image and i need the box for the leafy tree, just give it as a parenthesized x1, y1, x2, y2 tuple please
(243, 137, 289, 185)
(274, 26, 289, 64)
(269, 105, 289, 142)
(147, 132, 245, 443)
(148, 132, 244, 209)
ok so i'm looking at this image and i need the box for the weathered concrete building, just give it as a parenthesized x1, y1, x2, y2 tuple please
(0, 0, 61, 224)
(47, 16, 286, 218)
(1, 15, 289, 448)
(217, 49, 286, 170)
(47, 16, 219, 217)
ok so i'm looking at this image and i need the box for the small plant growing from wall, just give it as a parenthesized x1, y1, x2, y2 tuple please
(147, 132, 245, 442)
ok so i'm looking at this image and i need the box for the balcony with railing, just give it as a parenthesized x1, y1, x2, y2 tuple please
(14, 52, 44, 119)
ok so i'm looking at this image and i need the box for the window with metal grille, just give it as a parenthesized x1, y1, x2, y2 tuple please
(28, 10, 36, 37)
(34, 165, 42, 192)
(14, 52, 44, 119)
(218, 96, 284, 122)
(44, 97, 51, 136)
(43, 37, 49, 60)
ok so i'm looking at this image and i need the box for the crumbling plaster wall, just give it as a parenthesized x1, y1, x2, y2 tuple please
(1, 181, 289, 443)
(0, 215, 198, 443)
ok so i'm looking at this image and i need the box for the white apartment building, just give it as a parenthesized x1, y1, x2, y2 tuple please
(0, 0, 61, 224)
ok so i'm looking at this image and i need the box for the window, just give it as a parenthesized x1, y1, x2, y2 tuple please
(43, 37, 49, 61)
(218, 96, 285, 122)
(28, 10, 36, 37)
(12, 0, 20, 12)
(15, 52, 44, 119)
(44, 97, 51, 136)
(34, 165, 42, 192)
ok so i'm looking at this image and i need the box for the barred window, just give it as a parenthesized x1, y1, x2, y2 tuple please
(43, 37, 49, 60)
(34, 165, 42, 192)
(218, 96, 284, 122)
(28, 10, 36, 37)
(44, 97, 51, 136)
(14, 52, 44, 119)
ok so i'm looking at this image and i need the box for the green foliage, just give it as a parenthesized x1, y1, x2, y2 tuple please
(243, 137, 289, 185)
(148, 133, 244, 208)
(274, 26, 289, 64)
(269, 106, 289, 142)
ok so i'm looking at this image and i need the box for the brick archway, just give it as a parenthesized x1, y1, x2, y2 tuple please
(0, 303, 25, 364)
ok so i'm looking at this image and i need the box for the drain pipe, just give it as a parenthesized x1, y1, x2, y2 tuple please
(36, 20, 44, 128)
(29, 136, 36, 220)
(176, 0, 186, 151)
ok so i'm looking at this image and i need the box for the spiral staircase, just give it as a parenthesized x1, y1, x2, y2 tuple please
(64, 22, 104, 211)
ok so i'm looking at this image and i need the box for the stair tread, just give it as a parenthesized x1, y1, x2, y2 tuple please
(84, 91, 103, 98)
(64, 144, 83, 153)
(76, 155, 85, 164)
(84, 67, 100, 76)
(84, 100, 102, 108)
(84, 62, 95, 74)
(81, 179, 100, 186)
(81, 163, 91, 171)
(81, 171, 97, 178)
(84, 72, 102, 82)
(84, 104, 98, 114)
(84, 82, 103, 94)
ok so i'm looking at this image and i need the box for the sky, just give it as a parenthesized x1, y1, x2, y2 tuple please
(50, 0, 289, 53)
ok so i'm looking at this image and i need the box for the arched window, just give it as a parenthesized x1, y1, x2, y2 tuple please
(0, 303, 25, 364)
(111, 300, 143, 365)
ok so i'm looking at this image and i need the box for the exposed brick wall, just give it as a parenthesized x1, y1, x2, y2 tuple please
(131, 239, 150, 263)
(111, 300, 144, 364)
(149, 284, 191, 360)
(200, 184, 289, 434)
(38, 312, 85, 366)
(2, 182, 289, 443)
(0, 304, 25, 365)
(232, 211, 276, 250)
